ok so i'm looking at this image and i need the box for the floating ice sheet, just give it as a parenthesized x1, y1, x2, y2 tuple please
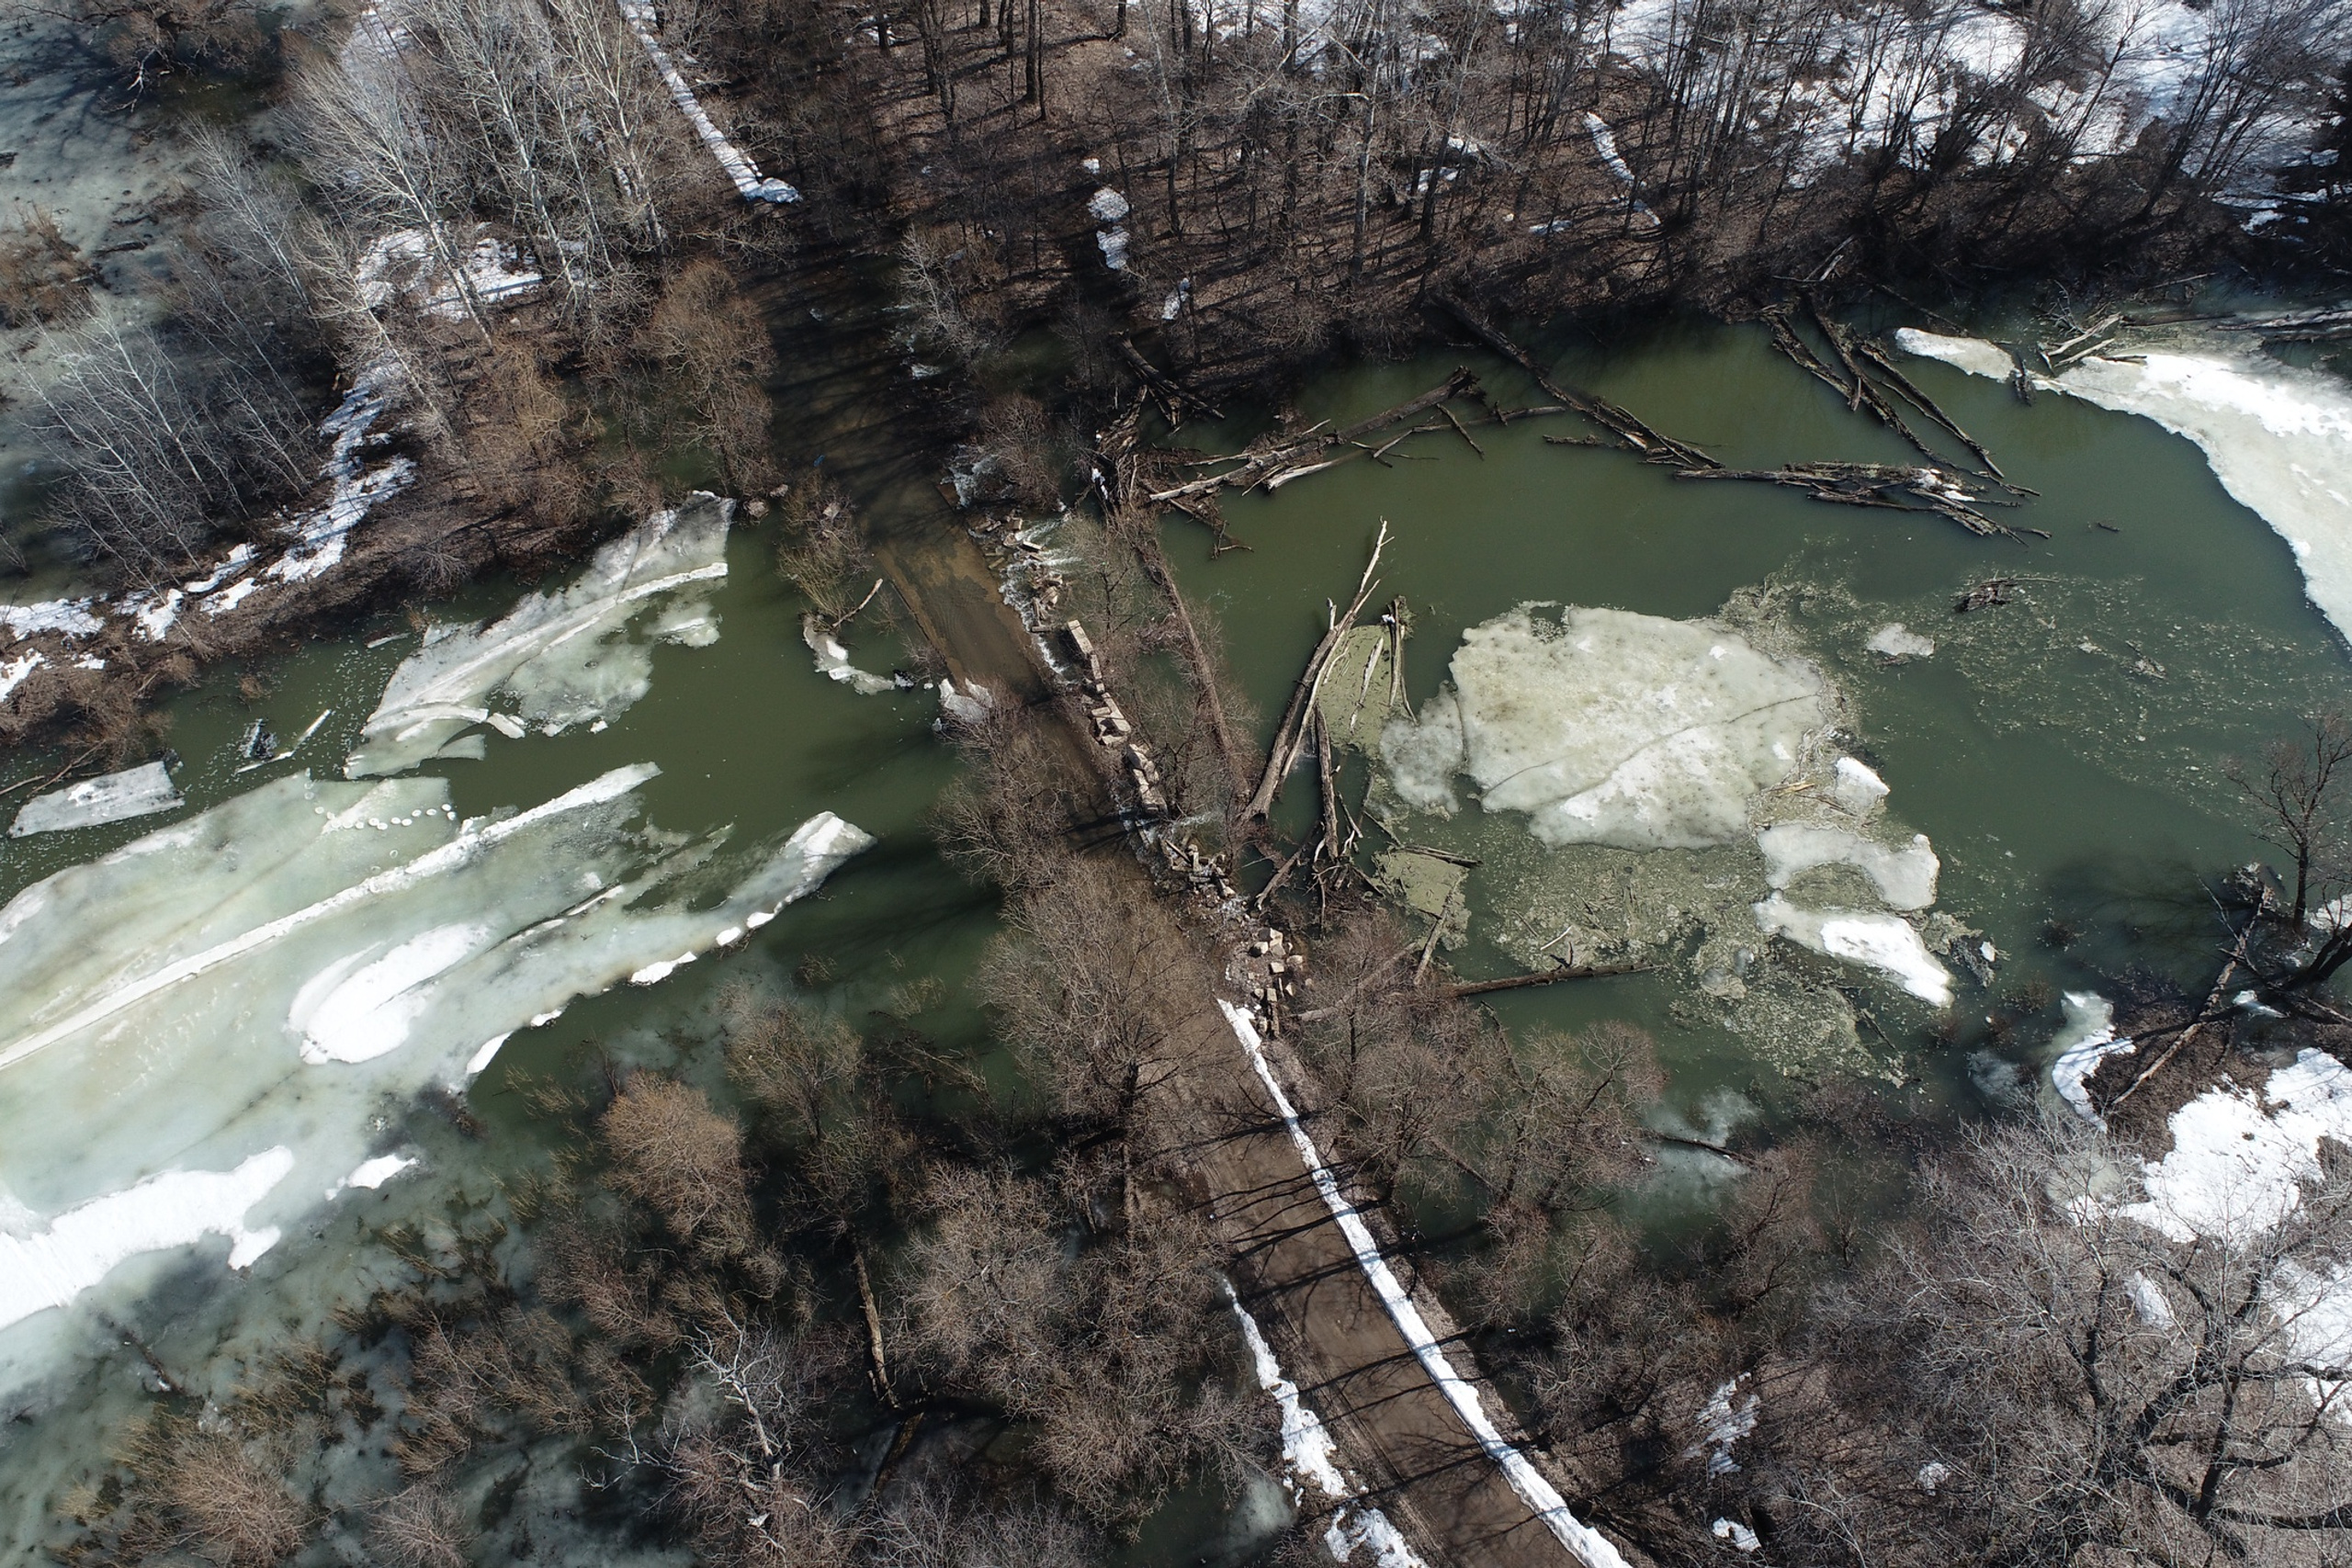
(1866, 622, 1935, 660)
(1756, 822, 1938, 910)
(1753, 894, 1951, 1006)
(1899, 327, 2352, 648)
(1380, 605, 1824, 850)
(348, 497, 731, 776)
(7, 761, 183, 838)
(0, 765, 868, 1377)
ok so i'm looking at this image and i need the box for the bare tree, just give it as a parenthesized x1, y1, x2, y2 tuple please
(1770, 1114, 2352, 1567)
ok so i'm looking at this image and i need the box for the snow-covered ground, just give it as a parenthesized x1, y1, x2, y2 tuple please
(1598, 0, 2336, 193)
(1900, 326, 2352, 649)
(617, 0, 800, 204)
(1227, 1286, 1430, 1567)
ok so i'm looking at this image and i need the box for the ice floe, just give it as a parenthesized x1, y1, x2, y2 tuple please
(8, 761, 184, 838)
(347, 496, 730, 776)
(1899, 326, 2352, 647)
(1830, 755, 1890, 817)
(1380, 605, 1824, 849)
(802, 614, 896, 694)
(1866, 622, 1935, 660)
(1756, 822, 1938, 910)
(0, 1149, 295, 1336)
(2048, 992, 2133, 1125)
(1753, 894, 1952, 1006)
(1219, 1001, 1632, 1568)
(0, 765, 868, 1378)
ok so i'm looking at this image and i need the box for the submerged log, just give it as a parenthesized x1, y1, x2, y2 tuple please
(1430, 291, 1718, 468)
(1442, 958, 1655, 998)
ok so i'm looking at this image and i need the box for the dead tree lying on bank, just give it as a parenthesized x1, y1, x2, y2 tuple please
(1109, 334, 1224, 428)
(1677, 461, 2042, 540)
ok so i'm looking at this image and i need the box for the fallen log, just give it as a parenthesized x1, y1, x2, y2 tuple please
(1244, 521, 1390, 821)
(1430, 290, 1717, 468)
(1762, 304, 1851, 400)
(1146, 371, 1478, 505)
(1442, 958, 1655, 998)
(1853, 338, 2015, 485)
(1679, 462, 2018, 538)
(1110, 333, 1226, 425)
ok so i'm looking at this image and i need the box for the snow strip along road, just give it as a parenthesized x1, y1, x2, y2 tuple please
(618, 0, 800, 204)
(1222, 1001, 1633, 1568)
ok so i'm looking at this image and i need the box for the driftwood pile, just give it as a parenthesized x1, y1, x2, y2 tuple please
(1749, 298, 2041, 536)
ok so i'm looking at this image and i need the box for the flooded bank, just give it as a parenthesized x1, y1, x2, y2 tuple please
(1159, 310, 2352, 1150)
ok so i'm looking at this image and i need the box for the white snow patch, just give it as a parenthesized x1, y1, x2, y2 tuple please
(8, 761, 184, 838)
(1089, 186, 1132, 222)
(619, 0, 800, 203)
(1219, 1001, 1633, 1568)
(2049, 992, 2133, 1125)
(0, 652, 42, 703)
(1711, 1518, 1759, 1552)
(1097, 227, 1131, 270)
(1690, 1375, 1758, 1477)
(2128, 1269, 2175, 1328)
(1754, 895, 1952, 1006)
(355, 228, 545, 319)
(0, 1148, 294, 1333)
(0, 600, 103, 642)
(1380, 605, 1823, 850)
(2123, 1049, 2352, 1244)
(330, 1153, 418, 1196)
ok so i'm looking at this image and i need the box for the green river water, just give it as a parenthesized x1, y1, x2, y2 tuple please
(1, 298, 2346, 1561)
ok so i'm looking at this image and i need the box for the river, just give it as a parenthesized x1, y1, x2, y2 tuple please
(0, 294, 2346, 1559)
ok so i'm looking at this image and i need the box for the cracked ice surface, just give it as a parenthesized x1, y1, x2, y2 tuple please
(347, 497, 731, 776)
(1380, 605, 1824, 849)
(0, 766, 869, 1382)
